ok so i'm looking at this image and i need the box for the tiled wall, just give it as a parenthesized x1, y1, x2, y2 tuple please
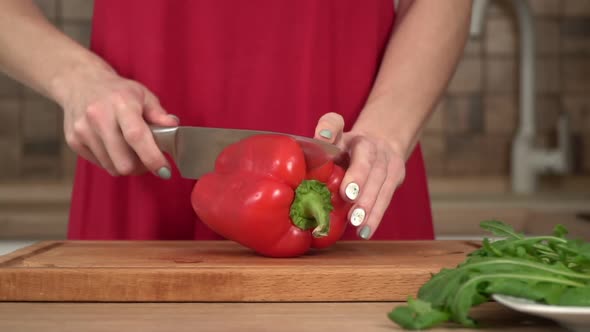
(424, 0, 590, 176)
(0, 0, 589, 182)
(0, 0, 92, 182)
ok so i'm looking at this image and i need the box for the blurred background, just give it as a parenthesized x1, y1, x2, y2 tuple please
(1, 0, 589, 253)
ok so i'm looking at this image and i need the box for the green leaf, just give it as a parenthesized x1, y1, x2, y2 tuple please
(482, 238, 503, 257)
(557, 287, 590, 306)
(553, 224, 569, 238)
(388, 219, 590, 330)
(480, 220, 523, 240)
(387, 297, 450, 330)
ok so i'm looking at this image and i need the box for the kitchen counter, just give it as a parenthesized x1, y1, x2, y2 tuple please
(0, 302, 565, 332)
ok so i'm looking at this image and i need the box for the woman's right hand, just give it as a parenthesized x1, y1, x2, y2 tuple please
(56, 64, 178, 179)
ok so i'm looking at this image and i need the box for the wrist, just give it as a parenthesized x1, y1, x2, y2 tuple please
(49, 53, 115, 107)
(351, 111, 414, 162)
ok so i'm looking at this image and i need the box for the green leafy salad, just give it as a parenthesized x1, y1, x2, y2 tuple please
(388, 220, 590, 330)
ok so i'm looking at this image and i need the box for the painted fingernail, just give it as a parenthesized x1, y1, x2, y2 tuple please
(319, 129, 332, 139)
(359, 225, 371, 240)
(350, 207, 365, 226)
(157, 167, 171, 179)
(345, 182, 360, 200)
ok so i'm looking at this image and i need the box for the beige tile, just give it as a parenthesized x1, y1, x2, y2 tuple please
(536, 57, 561, 93)
(61, 143, 78, 179)
(563, 0, 590, 17)
(445, 154, 483, 176)
(485, 58, 517, 93)
(528, 0, 561, 16)
(463, 39, 482, 56)
(33, 0, 57, 20)
(444, 95, 483, 134)
(60, 0, 94, 20)
(62, 22, 92, 48)
(481, 135, 512, 175)
(536, 96, 561, 134)
(420, 134, 446, 176)
(22, 99, 61, 140)
(0, 100, 21, 139)
(562, 95, 590, 134)
(420, 134, 445, 157)
(21, 137, 61, 180)
(0, 73, 23, 97)
(487, 0, 513, 18)
(21, 155, 60, 180)
(0, 138, 22, 181)
(484, 94, 518, 134)
(562, 36, 590, 55)
(582, 135, 590, 174)
(445, 134, 485, 175)
(536, 19, 560, 55)
(447, 57, 482, 94)
(563, 57, 590, 92)
(424, 99, 445, 133)
(561, 18, 590, 55)
(485, 17, 517, 55)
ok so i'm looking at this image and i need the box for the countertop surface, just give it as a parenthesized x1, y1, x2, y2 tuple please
(0, 302, 566, 332)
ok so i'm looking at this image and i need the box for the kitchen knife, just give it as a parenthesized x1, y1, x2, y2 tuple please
(150, 126, 348, 179)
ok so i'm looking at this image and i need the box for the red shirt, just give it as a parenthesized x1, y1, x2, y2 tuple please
(68, 0, 435, 241)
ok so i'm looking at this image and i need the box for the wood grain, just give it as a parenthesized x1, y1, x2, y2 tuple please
(0, 240, 479, 302)
(0, 302, 565, 332)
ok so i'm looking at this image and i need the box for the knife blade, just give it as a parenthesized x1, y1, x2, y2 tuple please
(151, 126, 348, 179)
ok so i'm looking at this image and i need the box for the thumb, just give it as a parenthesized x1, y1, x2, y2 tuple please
(314, 112, 345, 145)
(143, 92, 179, 127)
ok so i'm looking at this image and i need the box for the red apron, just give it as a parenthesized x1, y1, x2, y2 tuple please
(68, 0, 435, 241)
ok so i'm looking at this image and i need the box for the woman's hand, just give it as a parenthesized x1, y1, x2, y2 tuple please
(314, 113, 407, 240)
(56, 65, 178, 178)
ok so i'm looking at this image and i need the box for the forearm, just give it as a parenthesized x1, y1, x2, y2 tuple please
(353, 0, 472, 159)
(0, 0, 110, 104)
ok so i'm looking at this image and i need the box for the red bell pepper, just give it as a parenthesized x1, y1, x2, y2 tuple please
(190, 134, 351, 257)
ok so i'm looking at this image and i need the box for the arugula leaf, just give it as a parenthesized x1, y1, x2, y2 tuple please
(387, 297, 450, 330)
(553, 224, 568, 238)
(557, 286, 590, 306)
(387, 220, 590, 330)
(479, 220, 524, 239)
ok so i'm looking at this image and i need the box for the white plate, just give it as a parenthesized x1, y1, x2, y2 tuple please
(492, 294, 590, 332)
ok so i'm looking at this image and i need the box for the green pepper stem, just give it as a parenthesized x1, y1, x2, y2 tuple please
(289, 180, 334, 238)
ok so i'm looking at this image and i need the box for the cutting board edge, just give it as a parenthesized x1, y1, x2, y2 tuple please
(0, 241, 62, 266)
(0, 266, 431, 302)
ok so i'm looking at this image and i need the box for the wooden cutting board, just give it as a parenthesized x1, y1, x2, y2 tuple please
(0, 240, 479, 302)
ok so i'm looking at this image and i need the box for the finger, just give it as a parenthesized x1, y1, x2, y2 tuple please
(115, 98, 172, 179)
(143, 92, 179, 126)
(339, 137, 376, 203)
(86, 102, 144, 175)
(314, 112, 344, 145)
(347, 148, 388, 233)
(76, 144, 101, 168)
(358, 154, 405, 240)
(72, 119, 117, 175)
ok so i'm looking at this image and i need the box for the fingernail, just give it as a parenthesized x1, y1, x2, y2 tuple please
(319, 129, 332, 139)
(350, 207, 365, 226)
(359, 225, 371, 240)
(157, 167, 171, 179)
(169, 114, 180, 123)
(345, 182, 360, 200)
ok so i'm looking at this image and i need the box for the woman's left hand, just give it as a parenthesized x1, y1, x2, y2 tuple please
(314, 112, 407, 240)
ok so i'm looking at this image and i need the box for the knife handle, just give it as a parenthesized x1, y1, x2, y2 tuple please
(150, 126, 178, 156)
